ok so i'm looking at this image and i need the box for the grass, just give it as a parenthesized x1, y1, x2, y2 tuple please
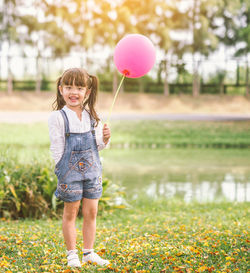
(0, 120, 250, 164)
(0, 197, 249, 272)
(0, 120, 249, 271)
(107, 120, 250, 148)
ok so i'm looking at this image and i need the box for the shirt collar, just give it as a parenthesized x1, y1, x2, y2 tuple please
(63, 105, 85, 114)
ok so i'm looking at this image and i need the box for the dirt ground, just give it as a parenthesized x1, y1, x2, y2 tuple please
(0, 91, 250, 114)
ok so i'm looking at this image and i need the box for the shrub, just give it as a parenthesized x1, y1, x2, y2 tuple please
(0, 153, 128, 219)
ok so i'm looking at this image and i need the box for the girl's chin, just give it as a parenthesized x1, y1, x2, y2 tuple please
(68, 100, 81, 105)
(66, 102, 82, 108)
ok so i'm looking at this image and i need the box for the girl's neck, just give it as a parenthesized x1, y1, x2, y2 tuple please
(65, 105, 83, 121)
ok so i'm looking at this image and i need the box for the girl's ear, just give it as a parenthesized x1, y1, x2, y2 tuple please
(86, 89, 91, 96)
(59, 85, 63, 95)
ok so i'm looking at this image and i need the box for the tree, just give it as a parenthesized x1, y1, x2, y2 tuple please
(92, 0, 136, 93)
(0, 0, 20, 94)
(156, 0, 189, 95)
(117, 0, 180, 95)
(26, 1, 75, 92)
(233, 1, 250, 96)
(212, 0, 249, 95)
(191, 0, 222, 96)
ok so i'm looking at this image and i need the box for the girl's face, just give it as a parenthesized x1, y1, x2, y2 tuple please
(59, 84, 90, 110)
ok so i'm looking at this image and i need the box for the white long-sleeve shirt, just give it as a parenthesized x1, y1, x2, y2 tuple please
(48, 105, 109, 165)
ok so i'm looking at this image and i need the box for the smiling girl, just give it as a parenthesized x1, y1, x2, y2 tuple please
(48, 68, 111, 268)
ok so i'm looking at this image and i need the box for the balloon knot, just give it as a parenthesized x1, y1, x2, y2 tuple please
(122, 69, 130, 76)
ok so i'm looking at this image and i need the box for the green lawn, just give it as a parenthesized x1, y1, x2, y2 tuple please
(0, 121, 249, 272)
(0, 197, 249, 272)
(0, 120, 250, 164)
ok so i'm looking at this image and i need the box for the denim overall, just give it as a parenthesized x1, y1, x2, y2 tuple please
(54, 109, 103, 202)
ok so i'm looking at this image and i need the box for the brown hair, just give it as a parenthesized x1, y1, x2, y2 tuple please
(52, 68, 100, 126)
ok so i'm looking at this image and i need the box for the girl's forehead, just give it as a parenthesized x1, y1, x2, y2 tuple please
(63, 84, 86, 87)
(61, 76, 87, 86)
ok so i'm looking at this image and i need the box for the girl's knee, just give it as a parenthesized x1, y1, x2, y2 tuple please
(63, 201, 80, 220)
(82, 207, 98, 219)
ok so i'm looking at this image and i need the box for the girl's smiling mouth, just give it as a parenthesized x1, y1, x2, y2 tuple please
(69, 96, 79, 101)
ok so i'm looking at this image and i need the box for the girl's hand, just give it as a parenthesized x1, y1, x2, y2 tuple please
(103, 123, 111, 145)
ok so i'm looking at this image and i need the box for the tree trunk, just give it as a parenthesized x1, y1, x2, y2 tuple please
(246, 60, 249, 97)
(192, 60, 200, 97)
(163, 59, 169, 96)
(236, 60, 239, 86)
(164, 76, 169, 96)
(191, 0, 199, 97)
(7, 74, 13, 95)
(36, 56, 41, 94)
(7, 55, 13, 94)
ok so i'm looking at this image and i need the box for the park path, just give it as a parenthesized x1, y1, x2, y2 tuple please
(0, 111, 250, 123)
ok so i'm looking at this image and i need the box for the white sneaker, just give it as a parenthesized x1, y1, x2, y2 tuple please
(66, 249, 81, 267)
(82, 251, 110, 266)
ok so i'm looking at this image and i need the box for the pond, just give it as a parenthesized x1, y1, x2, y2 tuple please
(100, 148, 250, 203)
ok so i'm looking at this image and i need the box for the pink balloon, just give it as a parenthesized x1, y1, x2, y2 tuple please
(114, 34, 156, 78)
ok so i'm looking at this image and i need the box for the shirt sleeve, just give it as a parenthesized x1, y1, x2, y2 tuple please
(48, 111, 65, 165)
(95, 120, 110, 151)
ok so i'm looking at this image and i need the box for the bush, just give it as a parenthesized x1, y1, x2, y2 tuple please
(0, 153, 128, 220)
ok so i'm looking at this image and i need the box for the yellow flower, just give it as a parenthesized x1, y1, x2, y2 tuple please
(197, 265, 207, 272)
(203, 241, 209, 247)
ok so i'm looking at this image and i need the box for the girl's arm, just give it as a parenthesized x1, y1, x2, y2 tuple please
(48, 111, 65, 165)
(95, 120, 111, 151)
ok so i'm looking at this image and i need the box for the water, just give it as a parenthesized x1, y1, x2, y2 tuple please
(101, 149, 250, 203)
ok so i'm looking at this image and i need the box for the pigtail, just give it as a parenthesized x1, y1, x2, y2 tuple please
(83, 74, 100, 126)
(52, 76, 66, 110)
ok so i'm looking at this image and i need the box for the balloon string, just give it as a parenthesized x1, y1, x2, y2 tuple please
(106, 74, 126, 124)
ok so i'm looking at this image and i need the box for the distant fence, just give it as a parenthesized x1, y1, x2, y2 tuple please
(0, 54, 249, 95)
(0, 79, 246, 95)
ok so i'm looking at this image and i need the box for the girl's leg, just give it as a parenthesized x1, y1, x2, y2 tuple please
(81, 198, 99, 249)
(62, 200, 81, 250)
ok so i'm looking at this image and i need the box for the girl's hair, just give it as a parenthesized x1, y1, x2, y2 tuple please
(52, 68, 100, 126)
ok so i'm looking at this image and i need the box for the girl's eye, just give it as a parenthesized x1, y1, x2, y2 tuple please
(65, 86, 71, 90)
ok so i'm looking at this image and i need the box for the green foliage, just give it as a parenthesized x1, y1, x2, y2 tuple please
(206, 69, 227, 84)
(0, 152, 129, 220)
(175, 66, 193, 84)
(98, 178, 130, 214)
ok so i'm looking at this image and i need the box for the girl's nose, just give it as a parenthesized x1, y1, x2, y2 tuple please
(71, 87, 79, 93)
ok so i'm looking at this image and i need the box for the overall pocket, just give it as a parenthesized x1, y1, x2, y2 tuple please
(69, 149, 94, 175)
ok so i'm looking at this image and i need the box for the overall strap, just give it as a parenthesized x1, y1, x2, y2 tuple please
(86, 110, 96, 135)
(90, 116, 95, 131)
(59, 109, 70, 137)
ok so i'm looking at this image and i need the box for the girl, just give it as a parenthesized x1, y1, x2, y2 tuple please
(48, 68, 111, 268)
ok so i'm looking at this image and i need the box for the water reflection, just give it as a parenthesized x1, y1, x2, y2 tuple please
(104, 170, 250, 203)
(101, 148, 250, 203)
(143, 174, 249, 202)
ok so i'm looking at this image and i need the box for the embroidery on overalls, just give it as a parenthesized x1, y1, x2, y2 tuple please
(69, 150, 94, 173)
(60, 184, 68, 191)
